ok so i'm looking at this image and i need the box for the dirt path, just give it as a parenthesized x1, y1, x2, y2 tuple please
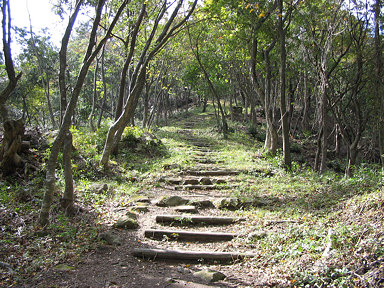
(32, 116, 265, 288)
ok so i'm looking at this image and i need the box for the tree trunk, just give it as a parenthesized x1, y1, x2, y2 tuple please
(301, 72, 310, 132)
(314, 130, 322, 171)
(102, 0, 198, 165)
(100, 66, 147, 168)
(59, 0, 83, 126)
(202, 95, 208, 113)
(143, 81, 150, 128)
(97, 45, 108, 128)
(61, 131, 75, 215)
(89, 56, 100, 131)
(28, 20, 56, 129)
(319, 71, 328, 173)
(39, 0, 128, 225)
(0, 0, 23, 175)
(278, 0, 291, 169)
(263, 42, 278, 155)
(345, 143, 358, 178)
(243, 92, 248, 121)
(189, 33, 228, 139)
(374, 0, 384, 167)
(0, 118, 24, 175)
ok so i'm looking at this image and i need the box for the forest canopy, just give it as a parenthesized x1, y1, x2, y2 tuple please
(1, 0, 384, 287)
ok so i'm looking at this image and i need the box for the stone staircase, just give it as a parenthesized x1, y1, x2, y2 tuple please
(132, 118, 256, 272)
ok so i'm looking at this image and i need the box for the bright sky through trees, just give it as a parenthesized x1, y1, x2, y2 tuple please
(12, 0, 63, 43)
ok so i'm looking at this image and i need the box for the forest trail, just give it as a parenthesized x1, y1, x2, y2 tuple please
(36, 113, 266, 288)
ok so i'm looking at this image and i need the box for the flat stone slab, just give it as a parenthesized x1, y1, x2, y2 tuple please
(190, 199, 215, 209)
(193, 270, 226, 282)
(133, 248, 257, 262)
(156, 196, 189, 207)
(99, 231, 122, 245)
(199, 177, 213, 185)
(113, 215, 138, 229)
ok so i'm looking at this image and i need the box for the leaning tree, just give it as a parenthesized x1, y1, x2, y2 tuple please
(0, 0, 24, 176)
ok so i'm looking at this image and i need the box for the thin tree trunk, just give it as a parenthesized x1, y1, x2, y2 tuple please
(0, 0, 23, 175)
(59, 0, 83, 126)
(188, 31, 228, 138)
(264, 46, 278, 155)
(89, 56, 100, 131)
(61, 131, 74, 215)
(97, 45, 107, 128)
(278, 0, 291, 169)
(314, 130, 322, 171)
(320, 71, 328, 173)
(28, 20, 56, 128)
(374, 0, 384, 167)
(39, 0, 128, 225)
(301, 72, 310, 131)
(100, 67, 147, 168)
(0, 0, 22, 122)
(100, 0, 197, 166)
(143, 81, 150, 128)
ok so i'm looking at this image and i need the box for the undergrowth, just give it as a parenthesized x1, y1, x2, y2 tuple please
(1, 106, 383, 287)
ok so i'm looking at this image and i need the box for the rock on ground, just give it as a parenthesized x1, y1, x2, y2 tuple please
(193, 269, 226, 282)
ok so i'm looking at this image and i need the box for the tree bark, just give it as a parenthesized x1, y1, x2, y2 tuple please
(100, 0, 198, 168)
(28, 20, 56, 128)
(278, 0, 291, 169)
(0, 0, 22, 122)
(89, 56, 100, 131)
(374, 0, 384, 167)
(263, 41, 278, 155)
(59, 0, 83, 126)
(0, 118, 24, 175)
(97, 45, 108, 128)
(39, 0, 128, 225)
(61, 131, 74, 215)
(190, 35, 228, 139)
(0, 0, 23, 175)
(319, 71, 328, 173)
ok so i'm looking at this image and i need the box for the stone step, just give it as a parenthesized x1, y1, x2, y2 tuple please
(144, 229, 236, 241)
(174, 205, 198, 213)
(195, 152, 217, 156)
(183, 170, 241, 176)
(133, 248, 256, 262)
(196, 148, 213, 153)
(175, 184, 230, 190)
(193, 158, 221, 164)
(161, 177, 227, 186)
(192, 143, 213, 148)
(156, 215, 246, 225)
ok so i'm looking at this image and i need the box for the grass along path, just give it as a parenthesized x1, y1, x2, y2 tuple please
(1, 106, 383, 287)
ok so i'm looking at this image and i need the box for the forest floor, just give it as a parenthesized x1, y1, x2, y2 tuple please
(1, 106, 384, 287)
